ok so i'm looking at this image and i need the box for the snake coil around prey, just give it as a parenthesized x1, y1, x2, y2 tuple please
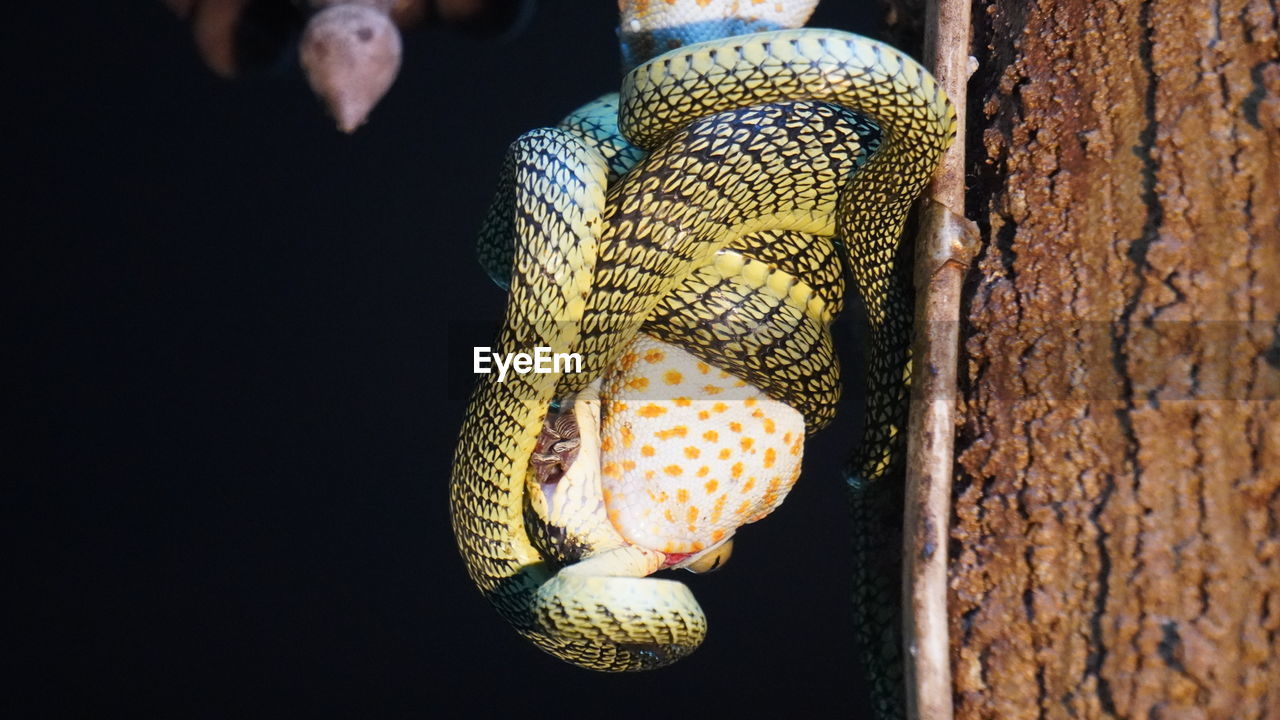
(450, 9, 955, 676)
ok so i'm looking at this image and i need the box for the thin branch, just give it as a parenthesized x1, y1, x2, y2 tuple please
(902, 0, 977, 718)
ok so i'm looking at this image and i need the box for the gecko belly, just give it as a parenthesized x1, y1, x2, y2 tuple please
(598, 333, 805, 556)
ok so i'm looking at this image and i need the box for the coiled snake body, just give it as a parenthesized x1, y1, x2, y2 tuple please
(451, 19, 954, 674)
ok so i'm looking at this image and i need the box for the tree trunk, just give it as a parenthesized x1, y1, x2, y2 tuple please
(950, 1, 1280, 719)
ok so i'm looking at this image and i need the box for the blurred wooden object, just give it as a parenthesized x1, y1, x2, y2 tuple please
(162, 0, 531, 131)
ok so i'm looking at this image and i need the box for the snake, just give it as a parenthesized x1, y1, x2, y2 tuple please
(450, 1, 955, 678)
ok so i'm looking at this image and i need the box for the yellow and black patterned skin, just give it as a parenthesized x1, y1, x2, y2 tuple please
(451, 23, 955, 675)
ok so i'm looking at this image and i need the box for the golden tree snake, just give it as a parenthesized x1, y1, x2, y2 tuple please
(450, 0, 954, 710)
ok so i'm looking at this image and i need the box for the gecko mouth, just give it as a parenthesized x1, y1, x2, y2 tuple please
(522, 402, 594, 566)
(529, 405, 581, 489)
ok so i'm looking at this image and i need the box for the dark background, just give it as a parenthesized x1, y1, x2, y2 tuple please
(11, 1, 886, 716)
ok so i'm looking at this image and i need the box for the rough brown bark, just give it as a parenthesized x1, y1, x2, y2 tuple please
(951, 1, 1280, 719)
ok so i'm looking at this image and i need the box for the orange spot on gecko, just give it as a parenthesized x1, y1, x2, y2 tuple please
(676, 488, 689, 503)
(697, 465, 710, 477)
(764, 447, 777, 468)
(696, 361, 710, 374)
(744, 397, 757, 407)
(603, 462, 620, 478)
(718, 370, 731, 379)
(622, 459, 636, 471)
(645, 470, 654, 480)
(638, 403, 667, 418)
(610, 401, 628, 415)
(742, 477, 756, 493)
(731, 462, 743, 479)
(783, 432, 793, 444)
(684, 446, 700, 459)
(729, 421, 742, 433)
(735, 499, 752, 516)
(663, 370, 683, 385)
(763, 418, 776, 434)
(740, 437, 754, 451)
(711, 496, 727, 523)
(686, 506, 699, 523)
(703, 384, 723, 395)
(718, 448, 731, 460)
(713, 402, 728, 414)
(621, 425, 634, 448)
(704, 479, 718, 494)
(643, 348, 665, 364)
(664, 465, 683, 477)
(664, 509, 676, 523)
(674, 396, 691, 407)
(641, 444, 655, 457)
(600, 436, 613, 452)
(655, 425, 688, 440)
(711, 529, 726, 543)
(627, 376, 650, 390)
(751, 409, 764, 419)
(619, 352, 638, 370)
(703, 429, 718, 442)
(698, 410, 711, 420)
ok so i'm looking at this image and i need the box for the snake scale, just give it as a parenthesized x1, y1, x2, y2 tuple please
(450, 0, 955, 696)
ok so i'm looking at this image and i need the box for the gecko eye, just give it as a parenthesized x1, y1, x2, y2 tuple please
(685, 539, 733, 574)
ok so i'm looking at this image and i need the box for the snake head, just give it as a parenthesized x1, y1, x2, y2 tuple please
(677, 539, 734, 573)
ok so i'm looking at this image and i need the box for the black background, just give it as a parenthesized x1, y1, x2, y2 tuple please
(11, 1, 887, 716)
